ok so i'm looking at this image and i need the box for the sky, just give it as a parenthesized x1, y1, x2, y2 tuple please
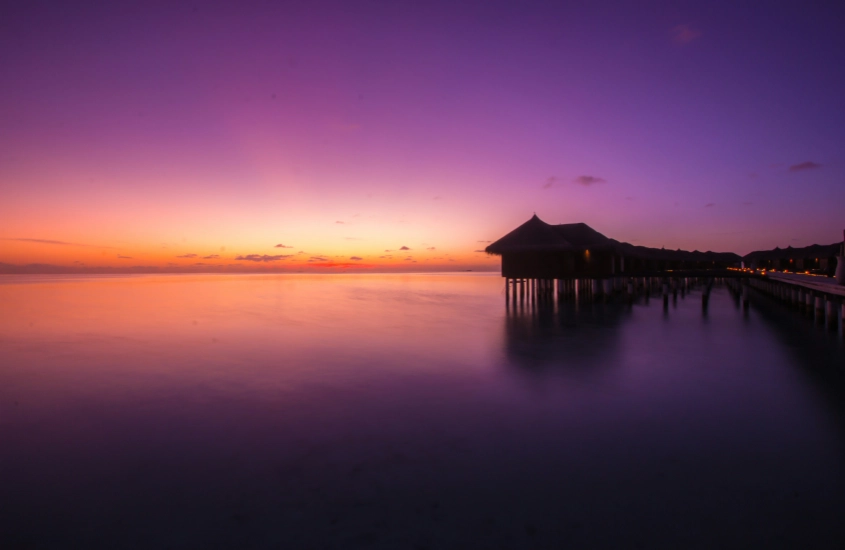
(2, 0, 844, 273)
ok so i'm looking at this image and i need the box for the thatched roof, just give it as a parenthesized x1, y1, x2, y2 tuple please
(485, 215, 741, 262)
(611, 240, 740, 262)
(484, 214, 575, 254)
(554, 223, 613, 248)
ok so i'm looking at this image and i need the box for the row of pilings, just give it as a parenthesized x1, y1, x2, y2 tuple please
(504, 276, 721, 309)
(725, 276, 845, 331)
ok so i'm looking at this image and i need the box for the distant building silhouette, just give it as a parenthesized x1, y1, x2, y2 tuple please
(743, 243, 840, 275)
(485, 215, 740, 278)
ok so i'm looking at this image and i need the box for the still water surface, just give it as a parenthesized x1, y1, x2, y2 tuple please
(2, 273, 845, 548)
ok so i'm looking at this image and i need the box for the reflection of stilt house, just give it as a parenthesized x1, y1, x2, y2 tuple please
(485, 214, 740, 278)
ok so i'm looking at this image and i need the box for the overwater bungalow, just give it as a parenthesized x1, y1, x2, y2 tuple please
(485, 214, 740, 280)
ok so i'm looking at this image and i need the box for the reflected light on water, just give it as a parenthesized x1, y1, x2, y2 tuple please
(1, 273, 845, 548)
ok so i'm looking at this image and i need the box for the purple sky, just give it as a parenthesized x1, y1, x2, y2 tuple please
(1, 0, 843, 271)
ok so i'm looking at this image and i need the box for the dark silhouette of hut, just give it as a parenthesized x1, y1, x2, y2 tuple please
(484, 215, 619, 278)
(485, 214, 740, 279)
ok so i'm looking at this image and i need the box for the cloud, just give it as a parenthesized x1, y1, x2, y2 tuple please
(235, 254, 291, 262)
(274, 244, 293, 248)
(176, 253, 197, 258)
(349, 256, 363, 261)
(426, 247, 436, 250)
(433, 196, 442, 200)
(542, 176, 558, 189)
(202, 254, 220, 259)
(671, 24, 702, 45)
(399, 246, 411, 250)
(704, 203, 715, 208)
(2, 238, 114, 248)
(308, 256, 329, 262)
(308, 261, 373, 268)
(335, 221, 344, 224)
(474, 250, 485, 253)
(118, 255, 132, 259)
(5, 238, 73, 246)
(788, 161, 821, 172)
(477, 240, 492, 243)
(573, 175, 606, 186)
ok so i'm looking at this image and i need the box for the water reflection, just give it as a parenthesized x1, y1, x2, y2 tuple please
(739, 285, 845, 432)
(503, 300, 628, 374)
(2, 275, 845, 548)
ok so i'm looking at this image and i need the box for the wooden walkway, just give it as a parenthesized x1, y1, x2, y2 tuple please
(764, 272, 845, 298)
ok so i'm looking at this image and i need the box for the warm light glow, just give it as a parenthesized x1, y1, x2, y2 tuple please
(1, 3, 843, 273)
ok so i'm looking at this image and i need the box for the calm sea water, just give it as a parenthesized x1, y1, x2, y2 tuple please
(2, 273, 845, 549)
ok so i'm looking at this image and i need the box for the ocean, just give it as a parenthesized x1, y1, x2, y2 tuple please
(2, 273, 844, 548)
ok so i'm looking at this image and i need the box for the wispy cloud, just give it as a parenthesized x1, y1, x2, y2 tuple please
(176, 253, 197, 258)
(308, 261, 373, 268)
(788, 161, 821, 172)
(704, 203, 715, 208)
(542, 176, 558, 189)
(349, 256, 363, 261)
(2, 238, 114, 248)
(235, 254, 292, 262)
(202, 254, 220, 259)
(117, 255, 132, 259)
(274, 243, 293, 248)
(426, 247, 436, 250)
(477, 240, 492, 243)
(335, 221, 344, 224)
(671, 24, 702, 45)
(399, 246, 411, 251)
(573, 175, 606, 186)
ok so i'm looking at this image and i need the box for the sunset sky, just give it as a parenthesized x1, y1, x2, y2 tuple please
(2, 1, 843, 273)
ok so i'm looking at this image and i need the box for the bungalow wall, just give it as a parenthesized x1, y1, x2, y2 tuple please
(501, 250, 618, 279)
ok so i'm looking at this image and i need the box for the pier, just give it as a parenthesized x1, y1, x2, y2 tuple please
(489, 215, 845, 331)
(727, 271, 845, 329)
